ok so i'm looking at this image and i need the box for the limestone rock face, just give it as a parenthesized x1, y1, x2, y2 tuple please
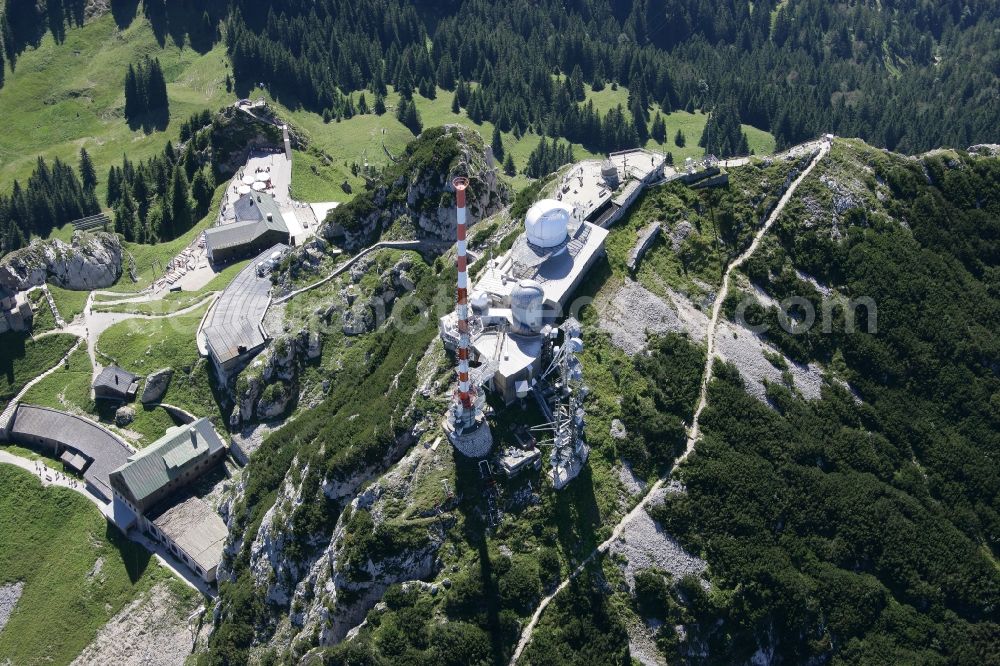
(342, 302, 374, 336)
(262, 336, 296, 383)
(140, 368, 173, 404)
(231, 369, 264, 429)
(304, 331, 322, 360)
(321, 125, 510, 251)
(0, 231, 122, 292)
(256, 381, 292, 420)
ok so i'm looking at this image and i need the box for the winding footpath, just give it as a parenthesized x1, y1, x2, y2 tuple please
(0, 336, 84, 430)
(509, 139, 830, 664)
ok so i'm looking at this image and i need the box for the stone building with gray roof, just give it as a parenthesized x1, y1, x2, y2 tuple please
(146, 495, 228, 583)
(204, 192, 289, 265)
(109, 418, 227, 514)
(92, 364, 140, 403)
(202, 244, 287, 380)
(108, 418, 229, 583)
(4, 403, 132, 502)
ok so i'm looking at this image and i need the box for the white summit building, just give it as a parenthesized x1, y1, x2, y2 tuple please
(439, 198, 607, 405)
(473, 199, 609, 314)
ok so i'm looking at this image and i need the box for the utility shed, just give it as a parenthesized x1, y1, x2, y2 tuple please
(93, 365, 140, 403)
(109, 418, 227, 514)
(204, 193, 290, 265)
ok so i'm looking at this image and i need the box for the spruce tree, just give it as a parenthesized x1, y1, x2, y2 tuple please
(106, 166, 122, 207)
(503, 153, 516, 177)
(675, 129, 686, 147)
(124, 64, 139, 119)
(569, 64, 585, 101)
(651, 113, 667, 144)
(167, 165, 191, 238)
(191, 168, 214, 213)
(147, 58, 168, 111)
(396, 98, 422, 135)
(491, 126, 505, 161)
(114, 186, 137, 240)
(631, 98, 649, 144)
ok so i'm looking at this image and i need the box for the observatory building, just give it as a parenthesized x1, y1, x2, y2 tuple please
(439, 194, 605, 490)
(440, 198, 607, 406)
(474, 199, 609, 314)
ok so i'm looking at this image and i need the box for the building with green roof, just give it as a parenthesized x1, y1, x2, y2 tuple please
(108, 418, 229, 582)
(109, 418, 227, 514)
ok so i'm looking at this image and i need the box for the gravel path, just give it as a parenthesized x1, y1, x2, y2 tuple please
(608, 490, 706, 588)
(0, 581, 24, 634)
(509, 139, 830, 665)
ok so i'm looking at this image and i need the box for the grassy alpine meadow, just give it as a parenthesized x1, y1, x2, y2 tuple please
(47, 285, 89, 323)
(18, 334, 183, 448)
(19, 344, 93, 415)
(271, 82, 776, 198)
(0, 11, 232, 208)
(0, 465, 178, 666)
(95, 301, 221, 426)
(0, 332, 78, 412)
(26, 290, 56, 333)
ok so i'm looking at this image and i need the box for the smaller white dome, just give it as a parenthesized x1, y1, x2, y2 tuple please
(510, 279, 545, 334)
(525, 199, 573, 248)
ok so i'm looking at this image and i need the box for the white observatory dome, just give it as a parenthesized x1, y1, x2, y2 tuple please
(525, 199, 573, 248)
(510, 279, 545, 335)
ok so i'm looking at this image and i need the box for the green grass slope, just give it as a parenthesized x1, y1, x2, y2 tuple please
(0, 11, 230, 208)
(278, 84, 775, 198)
(0, 465, 181, 666)
(0, 332, 77, 412)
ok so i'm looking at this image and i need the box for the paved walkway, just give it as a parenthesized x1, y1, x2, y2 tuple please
(508, 138, 831, 665)
(79, 291, 218, 382)
(273, 239, 434, 304)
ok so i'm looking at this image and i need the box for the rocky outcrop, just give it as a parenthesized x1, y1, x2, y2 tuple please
(140, 368, 173, 404)
(229, 330, 323, 428)
(209, 105, 302, 177)
(284, 442, 447, 654)
(114, 406, 135, 427)
(321, 125, 510, 251)
(320, 256, 420, 338)
(0, 231, 122, 292)
(256, 382, 292, 420)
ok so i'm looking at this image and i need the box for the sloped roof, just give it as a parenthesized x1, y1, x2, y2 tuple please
(148, 495, 227, 574)
(234, 191, 283, 224)
(9, 404, 131, 500)
(205, 193, 288, 253)
(111, 418, 225, 504)
(202, 245, 286, 367)
(93, 365, 140, 394)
